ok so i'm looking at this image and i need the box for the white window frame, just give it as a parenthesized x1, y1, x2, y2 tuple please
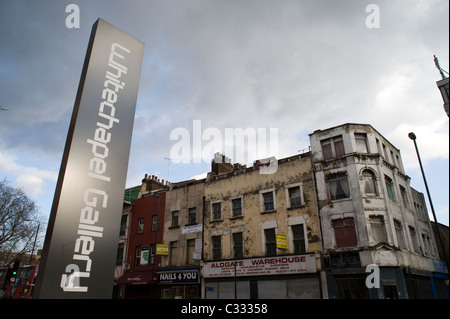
(285, 182, 304, 209)
(230, 195, 243, 218)
(259, 188, 276, 213)
(211, 200, 222, 221)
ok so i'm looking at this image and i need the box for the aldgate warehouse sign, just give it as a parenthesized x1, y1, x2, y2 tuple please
(203, 255, 316, 278)
(34, 19, 144, 299)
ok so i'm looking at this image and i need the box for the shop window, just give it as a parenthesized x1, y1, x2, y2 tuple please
(264, 228, 277, 256)
(335, 276, 370, 299)
(328, 173, 350, 200)
(291, 224, 306, 254)
(212, 236, 221, 260)
(333, 218, 357, 248)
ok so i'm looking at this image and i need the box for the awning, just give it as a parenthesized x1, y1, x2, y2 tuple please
(116, 270, 156, 285)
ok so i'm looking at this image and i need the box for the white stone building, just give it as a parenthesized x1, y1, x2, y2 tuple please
(309, 123, 446, 299)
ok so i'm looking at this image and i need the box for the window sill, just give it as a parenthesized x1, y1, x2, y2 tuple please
(230, 215, 244, 220)
(287, 205, 305, 210)
(329, 197, 352, 204)
(261, 209, 277, 215)
(169, 225, 180, 229)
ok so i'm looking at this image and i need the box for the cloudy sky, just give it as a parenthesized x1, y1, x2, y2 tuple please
(0, 0, 448, 231)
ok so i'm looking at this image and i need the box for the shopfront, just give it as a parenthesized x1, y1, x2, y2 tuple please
(203, 254, 321, 299)
(157, 268, 201, 299)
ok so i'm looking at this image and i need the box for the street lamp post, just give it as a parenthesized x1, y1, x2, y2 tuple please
(408, 132, 449, 275)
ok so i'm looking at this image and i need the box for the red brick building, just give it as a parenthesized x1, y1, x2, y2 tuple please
(117, 176, 167, 299)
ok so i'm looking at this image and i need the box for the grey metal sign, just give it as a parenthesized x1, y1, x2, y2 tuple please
(35, 19, 144, 298)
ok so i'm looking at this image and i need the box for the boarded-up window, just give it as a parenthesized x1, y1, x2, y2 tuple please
(333, 218, 357, 248)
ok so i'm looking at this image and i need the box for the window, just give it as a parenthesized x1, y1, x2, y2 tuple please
(232, 198, 242, 217)
(328, 173, 350, 200)
(120, 215, 128, 236)
(414, 202, 427, 221)
(382, 144, 389, 161)
(288, 186, 302, 207)
(376, 138, 382, 154)
(321, 135, 345, 160)
(212, 202, 221, 220)
(422, 234, 430, 255)
(409, 226, 420, 253)
(212, 236, 221, 260)
(369, 216, 388, 243)
(152, 215, 158, 231)
(186, 239, 196, 264)
(138, 218, 144, 233)
(170, 241, 178, 266)
(333, 218, 357, 248)
(390, 150, 396, 167)
(394, 219, 406, 249)
(265, 228, 277, 256)
(233, 232, 243, 259)
(262, 191, 275, 212)
(385, 176, 396, 202)
(292, 224, 306, 254)
(362, 170, 377, 196)
(116, 243, 124, 266)
(188, 207, 196, 225)
(400, 186, 409, 209)
(355, 133, 368, 153)
(150, 244, 156, 265)
(135, 246, 141, 267)
(140, 246, 149, 266)
(171, 211, 179, 227)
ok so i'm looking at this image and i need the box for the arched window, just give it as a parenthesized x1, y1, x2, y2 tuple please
(362, 169, 377, 196)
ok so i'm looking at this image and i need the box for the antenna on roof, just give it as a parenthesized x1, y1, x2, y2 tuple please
(164, 157, 170, 183)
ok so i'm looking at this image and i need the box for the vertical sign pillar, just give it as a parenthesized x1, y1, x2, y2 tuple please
(35, 19, 144, 298)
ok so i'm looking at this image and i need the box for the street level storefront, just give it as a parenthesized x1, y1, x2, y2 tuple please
(202, 254, 321, 299)
(157, 268, 201, 299)
(116, 269, 158, 299)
